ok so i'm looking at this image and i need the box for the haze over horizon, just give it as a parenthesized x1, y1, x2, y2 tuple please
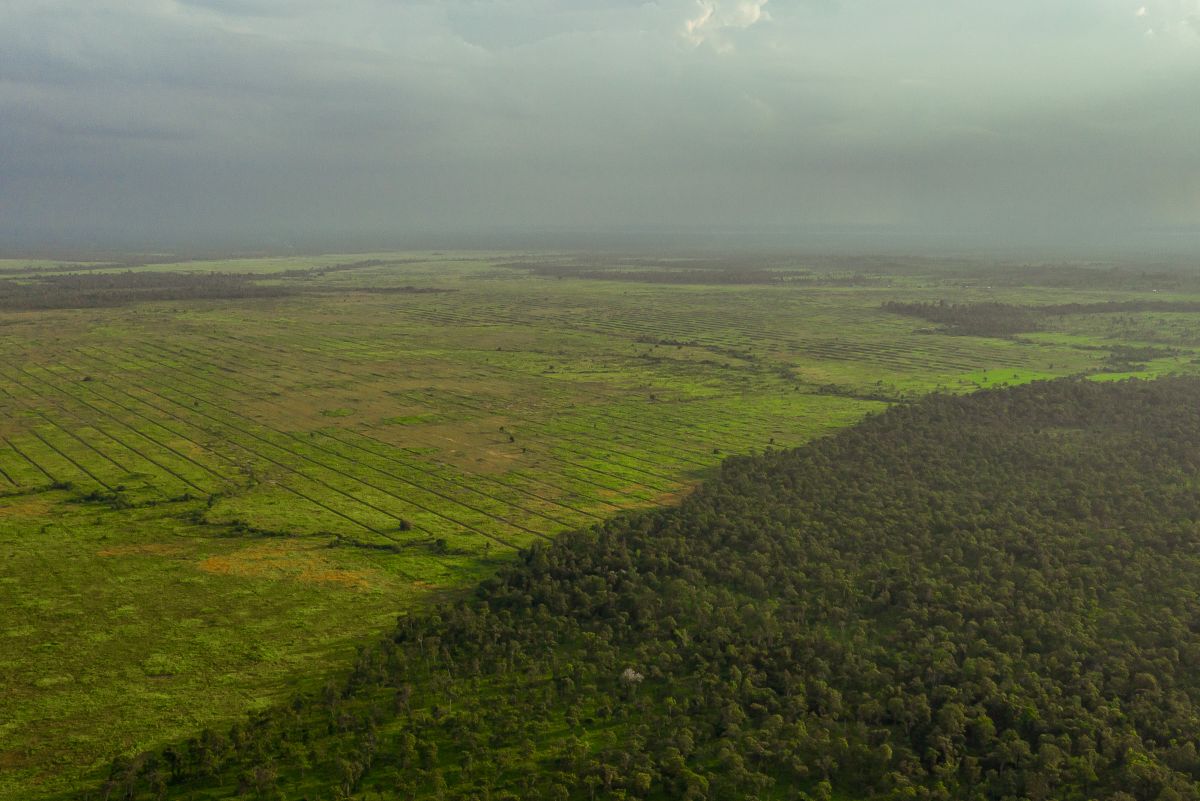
(2, 0, 1199, 257)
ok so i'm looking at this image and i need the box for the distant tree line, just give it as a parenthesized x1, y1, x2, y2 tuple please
(0, 269, 459, 311)
(881, 301, 1041, 336)
(277, 259, 425, 279)
(961, 266, 1200, 292)
(499, 261, 881, 286)
(0, 272, 289, 311)
(883, 299, 1200, 337)
(0, 262, 124, 276)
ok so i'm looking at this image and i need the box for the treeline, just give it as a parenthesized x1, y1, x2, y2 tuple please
(0, 272, 289, 311)
(959, 265, 1200, 292)
(500, 261, 879, 286)
(0, 262, 123, 276)
(93, 377, 1200, 800)
(0, 269, 455, 311)
(551, 269, 877, 286)
(882, 301, 1042, 336)
(834, 259, 1200, 293)
(883, 298, 1200, 337)
(530, 256, 1200, 294)
(277, 258, 424, 279)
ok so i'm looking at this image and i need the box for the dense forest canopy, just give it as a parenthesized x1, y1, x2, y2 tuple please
(97, 378, 1200, 800)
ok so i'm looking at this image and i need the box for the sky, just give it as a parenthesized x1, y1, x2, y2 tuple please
(1, 0, 1199, 255)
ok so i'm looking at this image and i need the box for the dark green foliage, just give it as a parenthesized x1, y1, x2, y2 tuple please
(882, 301, 1043, 336)
(885, 299, 1200, 337)
(0, 262, 122, 276)
(0, 272, 289, 310)
(276, 258, 419, 278)
(94, 378, 1200, 800)
(0, 268, 453, 311)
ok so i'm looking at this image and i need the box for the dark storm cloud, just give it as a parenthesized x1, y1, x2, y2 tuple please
(1, 0, 1198, 253)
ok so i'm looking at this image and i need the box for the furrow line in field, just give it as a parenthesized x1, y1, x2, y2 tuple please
(66, 364, 446, 543)
(349, 422, 648, 511)
(320, 333, 726, 468)
(86, 346, 548, 542)
(108, 367, 545, 545)
(82, 351, 526, 551)
(169, 322, 773, 470)
(299, 327, 782, 456)
(34, 411, 137, 478)
(58, 365, 451, 559)
(314, 429, 605, 523)
(0, 363, 218, 494)
(109, 342, 593, 529)
(2, 434, 58, 484)
(73, 419, 202, 496)
(136, 316, 768, 484)
(131, 337, 670, 501)
(173, 331, 714, 473)
(26, 426, 112, 491)
(257, 482, 422, 582)
(25, 409, 186, 498)
(393, 386, 686, 486)
(296, 431, 566, 536)
(0, 455, 15, 485)
(114, 337, 641, 514)
(401, 361, 779, 458)
(155, 327, 727, 468)
(387, 389, 680, 493)
(0, 364, 156, 484)
(391, 303, 791, 353)
(12, 361, 227, 491)
(797, 346, 974, 371)
(269, 481, 405, 550)
(791, 337, 1031, 370)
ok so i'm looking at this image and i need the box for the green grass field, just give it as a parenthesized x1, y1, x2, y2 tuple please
(5, 253, 1200, 798)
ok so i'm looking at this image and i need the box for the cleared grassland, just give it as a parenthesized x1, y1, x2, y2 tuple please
(4, 254, 1200, 798)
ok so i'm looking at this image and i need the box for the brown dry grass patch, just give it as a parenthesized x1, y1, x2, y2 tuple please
(0, 497, 53, 517)
(96, 542, 187, 558)
(198, 541, 374, 589)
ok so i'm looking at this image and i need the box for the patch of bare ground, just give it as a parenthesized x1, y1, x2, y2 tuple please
(197, 541, 375, 589)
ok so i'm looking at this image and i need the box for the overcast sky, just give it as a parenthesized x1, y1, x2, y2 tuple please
(2, 0, 1199, 254)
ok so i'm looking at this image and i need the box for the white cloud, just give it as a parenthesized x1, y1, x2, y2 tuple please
(682, 0, 769, 51)
(1132, 0, 1200, 40)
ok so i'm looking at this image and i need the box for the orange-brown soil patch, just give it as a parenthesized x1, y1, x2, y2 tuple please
(197, 541, 374, 589)
(0, 497, 53, 517)
(96, 543, 188, 558)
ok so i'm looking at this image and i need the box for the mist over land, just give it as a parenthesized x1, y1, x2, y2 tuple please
(3, 1, 1199, 257)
